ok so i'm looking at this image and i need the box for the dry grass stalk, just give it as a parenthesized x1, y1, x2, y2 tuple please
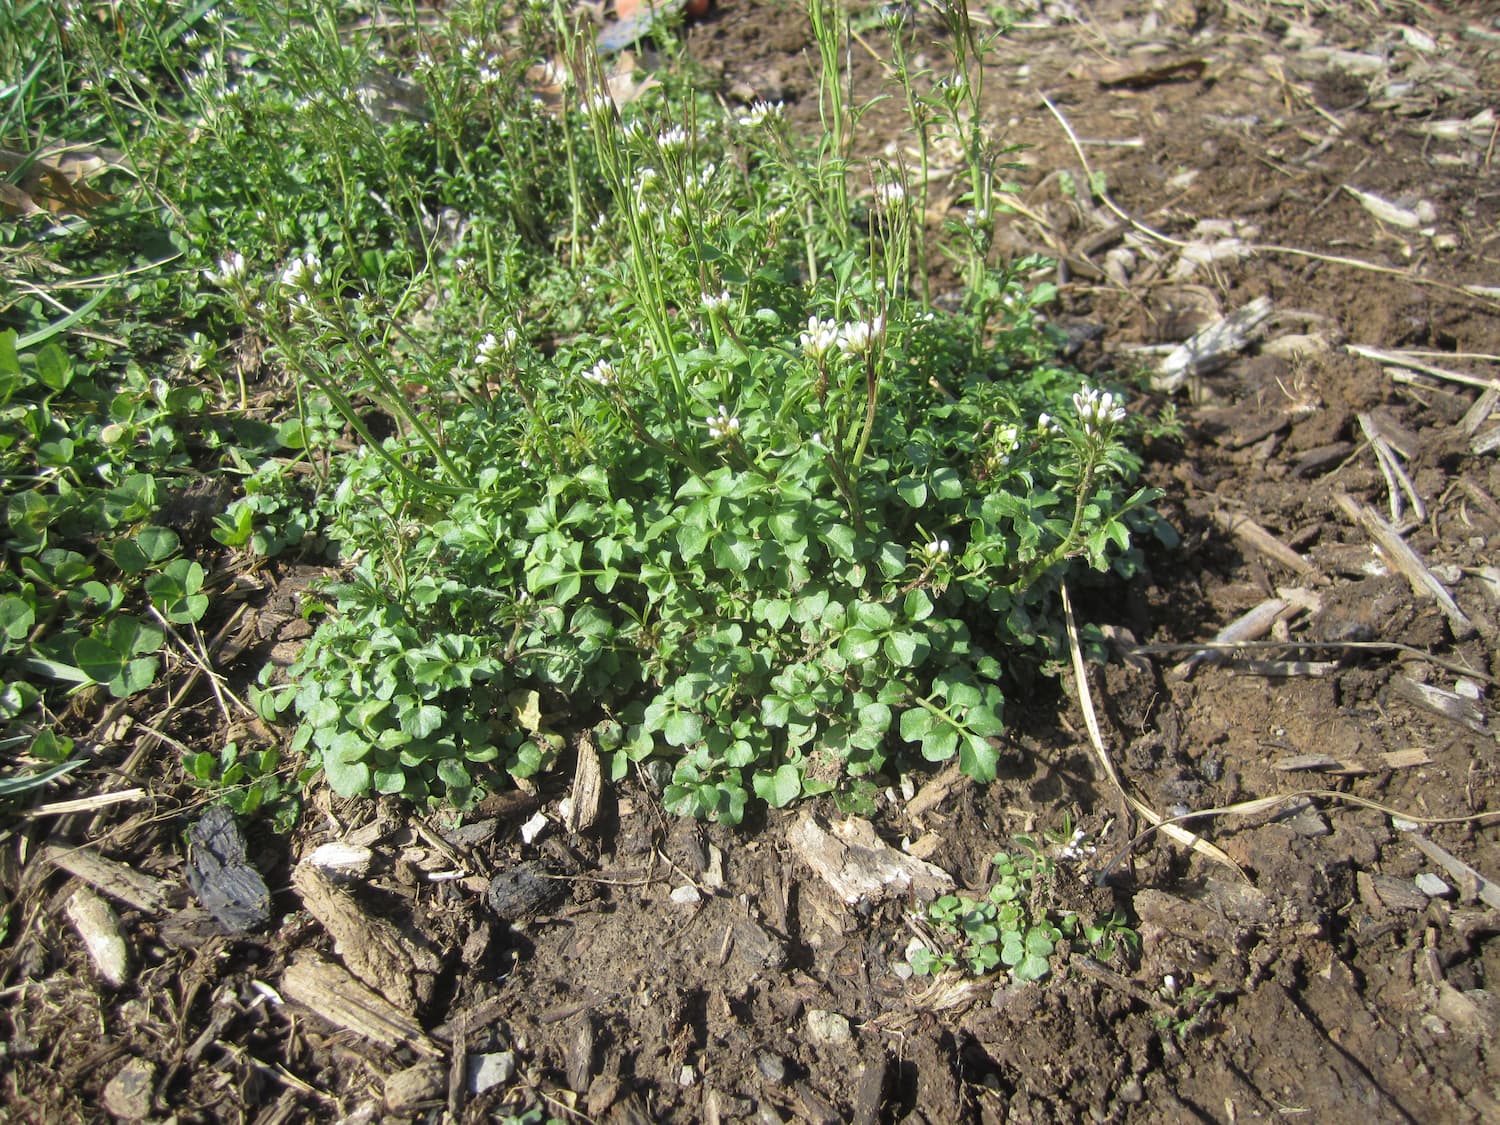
(1348, 343, 1500, 394)
(1061, 584, 1241, 877)
(1334, 492, 1474, 637)
(1358, 412, 1425, 525)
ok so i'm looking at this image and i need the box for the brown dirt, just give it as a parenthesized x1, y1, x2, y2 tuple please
(6, 1, 1500, 1122)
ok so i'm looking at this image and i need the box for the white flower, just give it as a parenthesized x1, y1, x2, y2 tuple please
(873, 181, 907, 209)
(922, 539, 951, 561)
(657, 125, 689, 152)
(204, 252, 247, 286)
(1072, 384, 1126, 435)
(737, 99, 784, 128)
(837, 314, 886, 357)
(799, 316, 841, 360)
(706, 404, 741, 440)
(279, 253, 322, 291)
(1038, 412, 1057, 433)
(701, 289, 732, 312)
(476, 327, 518, 365)
(583, 360, 619, 387)
(583, 92, 613, 117)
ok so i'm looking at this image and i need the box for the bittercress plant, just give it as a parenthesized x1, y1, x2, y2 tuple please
(220, 0, 1163, 822)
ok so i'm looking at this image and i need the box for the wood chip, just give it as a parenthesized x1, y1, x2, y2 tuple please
(788, 812, 952, 907)
(45, 844, 171, 914)
(1169, 593, 1307, 679)
(1233, 659, 1338, 677)
(291, 863, 441, 1012)
(567, 730, 603, 834)
(1211, 509, 1319, 579)
(1389, 677, 1487, 733)
(1154, 296, 1272, 391)
(281, 956, 441, 1057)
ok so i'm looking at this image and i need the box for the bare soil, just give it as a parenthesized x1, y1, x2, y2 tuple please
(6, 2, 1500, 1122)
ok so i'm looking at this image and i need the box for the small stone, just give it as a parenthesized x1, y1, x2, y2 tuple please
(384, 1061, 446, 1113)
(468, 1051, 517, 1094)
(756, 1051, 788, 1083)
(103, 1057, 155, 1120)
(1117, 1077, 1146, 1104)
(520, 811, 549, 844)
(805, 1008, 852, 1045)
(670, 885, 702, 906)
(679, 1064, 697, 1087)
(1416, 873, 1453, 898)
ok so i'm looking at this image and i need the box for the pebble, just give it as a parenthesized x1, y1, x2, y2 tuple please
(805, 1008, 852, 1045)
(468, 1051, 517, 1094)
(756, 1051, 788, 1083)
(103, 1057, 155, 1120)
(1415, 873, 1453, 898)
(670, 885, 703, 906)
(384, 1061, 446, 1113)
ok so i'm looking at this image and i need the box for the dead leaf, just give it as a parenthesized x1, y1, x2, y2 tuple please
(0, 145, 117, 217)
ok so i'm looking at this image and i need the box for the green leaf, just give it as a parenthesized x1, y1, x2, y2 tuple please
(896, 477, 927, 507)
(899, 707, 934, 742)
(958, 733, 999, 782)
(921, 726, 959, 762)
(676, 521, 710, 561)
(882, 630, 925, 668)
(713, 533, 753, 572)
(837, 627, 880, 662)
(753, 764, 801, 807)
(436, 758, 471, 791)
(819, 523, 856, 561)
(761, 695, 791, 727)
(663, 710, 702, 747)
(902, 588, 934, 622)
(931, 466, 964, 500)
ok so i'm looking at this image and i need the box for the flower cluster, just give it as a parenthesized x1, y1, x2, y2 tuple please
(204, 252, 247, 287)
(799, 314, 887, 360)
(922, 538, 952, 562)
(873, 181, 907, 209)
(706, 404, 741, 441)
(279, 253, 322, 291)
(1072, 385, 1126, 436)
(700, 289, 732, 312)
(799, 316, 841, 360)
(476, 327, 518, 366)
(836, 314, 886, 357)
(737, 99, 784, 128)
(583, 360, 619, 387)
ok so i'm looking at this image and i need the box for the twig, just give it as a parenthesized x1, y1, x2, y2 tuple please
(1099, 791, 1500, 881)
(1123, 638, 1494, 686)
(1348, 344, 1500, 394)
